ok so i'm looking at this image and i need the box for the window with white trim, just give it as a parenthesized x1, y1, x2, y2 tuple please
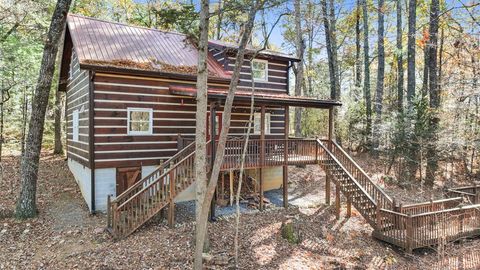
(253, 112, 271, 134)
(127, 108, 153, 135)
(252, 59, 268, 81)
(72, 110, 79, 141)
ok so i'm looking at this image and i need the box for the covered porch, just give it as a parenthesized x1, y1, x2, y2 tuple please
(170, 87, 341, 218)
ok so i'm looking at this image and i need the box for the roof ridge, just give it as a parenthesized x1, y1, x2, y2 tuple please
(68, 13, 188, 38)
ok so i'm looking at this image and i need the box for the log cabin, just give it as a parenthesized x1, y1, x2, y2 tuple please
(58, 14, 480, 252)
(58, 14, 340, 214)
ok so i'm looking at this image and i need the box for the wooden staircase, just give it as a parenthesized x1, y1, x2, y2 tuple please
(107, 138, 480, 252)
(107, 141, 198, 238)
(316, 139, 480, 252)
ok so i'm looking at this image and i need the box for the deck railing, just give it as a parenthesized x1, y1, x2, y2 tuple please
(221, 138, 318, 170)
(376, 201, 480, 252)
(446, 186, 479, 204)
(325, 140, 394, 210)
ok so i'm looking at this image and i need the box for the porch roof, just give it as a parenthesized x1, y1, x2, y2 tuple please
(169, 85, 341, 109)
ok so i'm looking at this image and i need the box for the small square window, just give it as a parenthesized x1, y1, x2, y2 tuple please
(252, 59, 268, 81)
(253, 112, 271, 134)
(127, 108, 153, 135)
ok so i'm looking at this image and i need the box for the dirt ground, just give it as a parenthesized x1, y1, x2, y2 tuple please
(1, 154, 479, 269)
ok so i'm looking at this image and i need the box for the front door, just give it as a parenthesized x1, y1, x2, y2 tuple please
(116, 167, 142, 195)
(207, 112, 222, 140)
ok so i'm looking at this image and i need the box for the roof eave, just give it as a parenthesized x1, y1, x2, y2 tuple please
(208, 42, 300, 62)
(79, 63, 232, 84)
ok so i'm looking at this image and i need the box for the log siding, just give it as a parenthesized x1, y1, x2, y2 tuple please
(92, 72, 286, 169)
(223, 56, 289, 93)
(66, 51, 90, 167)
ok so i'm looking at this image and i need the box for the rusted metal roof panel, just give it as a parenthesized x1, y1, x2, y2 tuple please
(67, 14, 231, 79)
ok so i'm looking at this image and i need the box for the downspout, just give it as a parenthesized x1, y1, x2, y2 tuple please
(89, 71, 96, 213)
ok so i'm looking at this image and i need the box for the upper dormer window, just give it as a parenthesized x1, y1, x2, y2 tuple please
(252, 59, 268, 82)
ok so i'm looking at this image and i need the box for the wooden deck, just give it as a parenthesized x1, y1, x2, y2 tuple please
(107, 138, 480, 253)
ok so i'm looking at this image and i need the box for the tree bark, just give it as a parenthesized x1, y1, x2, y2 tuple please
(373, 0, 385, 154)
(53, 89, 64, 155)
(15, 0, 72, 219)
(425, 0, 440, 186)
(194, 0, 210, 268)
(396, 0, 404, 113)
(194, 1, 262, 268)
(406, 0, 417, 107)
(294, 0, 304, 137)
(361, 0, 372, 148)
(355, 0, 362, 97)
(321, 0, 340, 100)
(372, 0, 385, 155)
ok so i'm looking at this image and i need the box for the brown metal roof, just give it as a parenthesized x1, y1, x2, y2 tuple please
(169, 85, 341, 108)
(208, 40, 300, 62)
(67, 14, 231, 80)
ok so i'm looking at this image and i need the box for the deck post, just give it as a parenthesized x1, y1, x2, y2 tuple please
(328, 107, 334, 150)
(346, 197, 352, 218)
(229, 170, 234, 206)
(335, 182, 341, 220)
(283, 105, 289, 208)
(406, 214, 413, 253)
(325, 174, 331, 205)
(259, 105, 266, 211)
(168, 169, 175, 228)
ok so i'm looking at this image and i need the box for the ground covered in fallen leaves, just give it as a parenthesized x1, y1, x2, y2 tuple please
(1, 154, 479, 269)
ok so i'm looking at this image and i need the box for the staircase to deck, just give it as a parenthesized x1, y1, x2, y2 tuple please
(107, 138, 480, 252)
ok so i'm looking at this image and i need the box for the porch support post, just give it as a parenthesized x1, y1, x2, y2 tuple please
(283, 105, 289, 208)
(328, 107, 334, 149)
(346, 197, 352, 218)
(259, 105, 266, 211)
(209, 102, 216, 221)
(335, 182, 341, 220)
(325, 173, 331, 205)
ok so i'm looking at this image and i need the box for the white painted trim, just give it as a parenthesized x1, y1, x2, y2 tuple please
(95, 99, 195, 106)
(127, 107, 153, 135)
(94, 81, 169, 90)
(95, 148, 177, 154)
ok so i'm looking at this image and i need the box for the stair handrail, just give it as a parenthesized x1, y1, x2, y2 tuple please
(316, 139, 377, 207)
(117, 151, 196, 210)
(113, 141, 196, 204)
(329, 140, 394, 209)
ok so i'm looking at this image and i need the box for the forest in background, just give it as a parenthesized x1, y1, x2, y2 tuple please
(1, 0, 479, 188)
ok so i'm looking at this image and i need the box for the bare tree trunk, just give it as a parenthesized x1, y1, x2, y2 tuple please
(234, 58, 258, 267)
(21, 86, 28, 156)
(355, 0, 362, 97)
(294, 0, 304, 138)
(405, 0, 418, 184)
(421, 40, 429, 96)
(361, 0, 372, 149)
(396, 0, 404, 113)
(53, 89, 64, 155)
(194, 0, 210, 268)
(425, 0, 440, 186)
(373, 0, 385, 155)
(406, 0, 417, 107)
(216, 0, 223, 40)
(15, 0, 72, 219)
(194, 2, 262, 268)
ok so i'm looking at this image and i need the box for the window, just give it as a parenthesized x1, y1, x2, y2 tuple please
(72, 110, 79, 141)
(252, 59, 268, 81)
(127, 108, 153, 135)
(253, 112, 271, 134)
